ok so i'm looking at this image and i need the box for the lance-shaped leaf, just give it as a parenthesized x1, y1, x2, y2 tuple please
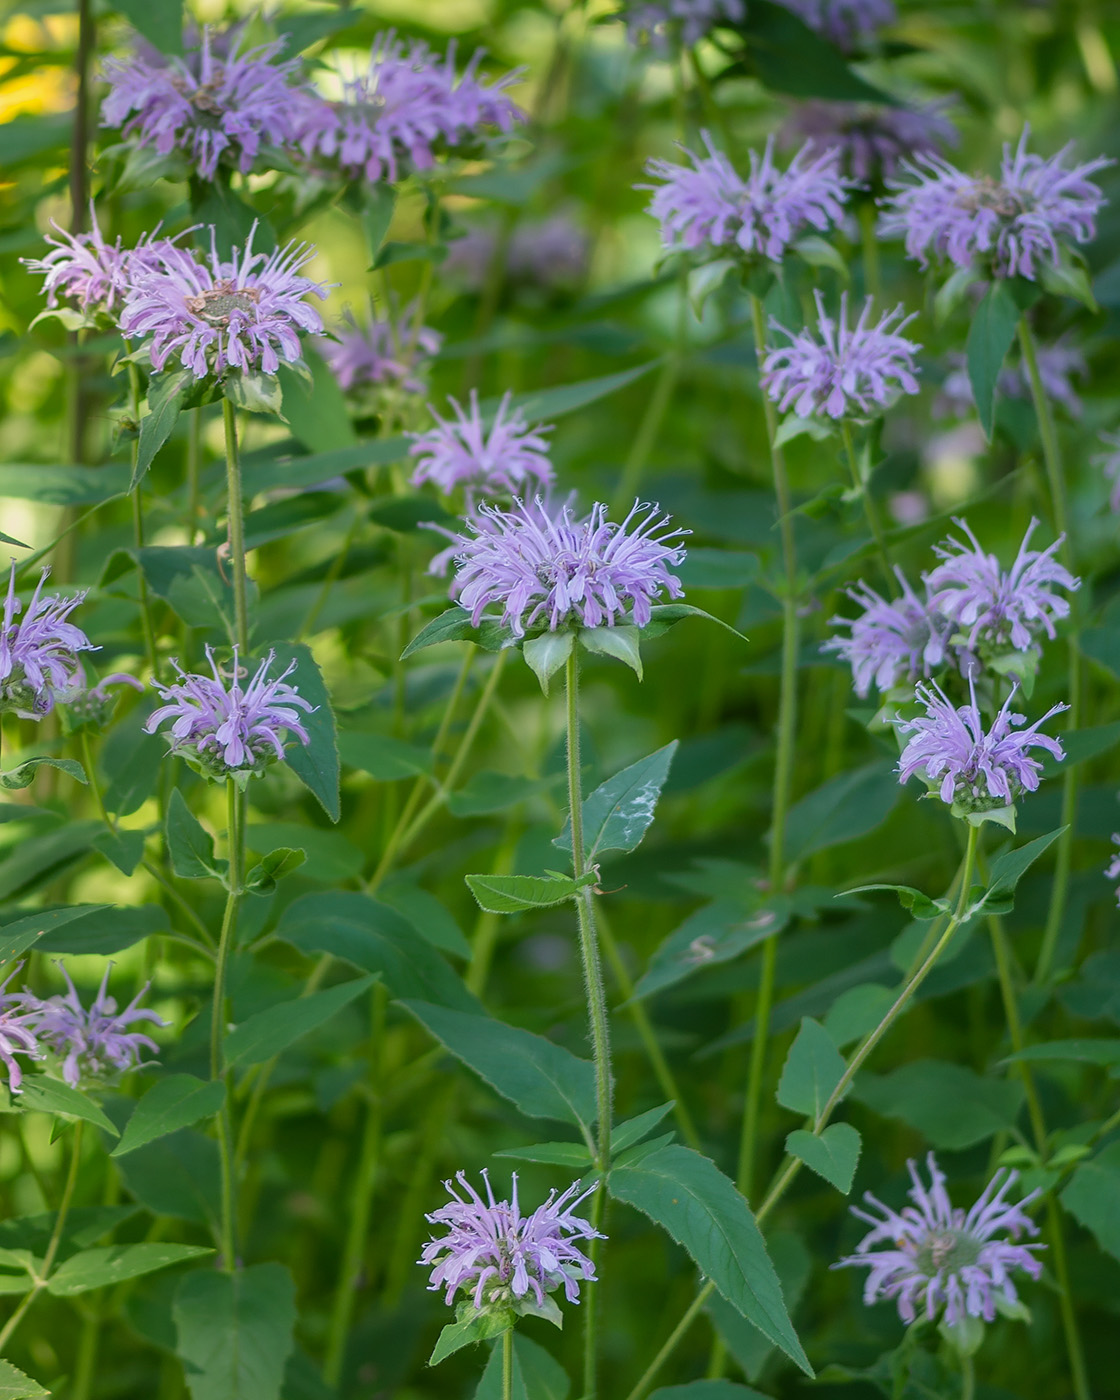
(134, 368, 191, 489)
(465, 871, 598, 915)
(224, 975, 376, 1068)
(270, 642, 340, 822)
(967, 280, 1020, 440)
(401, 607, 507, 658)
(777, 1018, 847, 1121)
(555, 742, 678, 862)
(173, 1262, 296, 1400)
(113, 1075, 227, 1158)
(166, 790, 227, 882)
(47, 1243, 212, 1296)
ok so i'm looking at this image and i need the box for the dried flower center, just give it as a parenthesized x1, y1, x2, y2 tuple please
(184, 282, 262, 326)
(956, 177, 1025, 220)
(913, 1228, 981, 1276)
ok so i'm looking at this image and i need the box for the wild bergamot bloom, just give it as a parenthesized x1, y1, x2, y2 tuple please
(295, 32, 522, 184)
(420, 1170, 603, 1319)
(782, 99, 956, 185)
(781, 0, 895, 51)
(761, 291, 921, 420)
(450, 498, 687, 639)
(0, 564, 96, 720)
(625, 0, 745, 51)
(896, 679, 1066, 812)
(935, 339, 1087, 422)
(641, 130, 853, 262)
(119, 225, 327, 379)
(0, 971, 44, 1094)
(145, 646, 314, 781)
(834, 1153, 1043, 1327)
(880, 125, 1111, 280)
(30, 966, 165, 1088)
(320, 305, 442, 396)
(101, 27, 311, 180)
(22, 208, 175, 320)
(409, 391, 554, 503)
(823, 569, 956, 697)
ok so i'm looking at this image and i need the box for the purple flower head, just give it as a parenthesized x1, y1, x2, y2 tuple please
(834, 1153, 1044, 1326)
(32, 965, 165, 1088)
(778, 0, 895, 50)
(419, 1170, 604, 1315)
(100, 27, 311, 180)
(410, 391, 554, 504)
(880, 125, 1111, 280)
(21, 208, 179, 320)
(62, 670, 146, 734)
(936, 339, 1086, 421)
(295, 32, 523, 184)
(926, 517, 1079, 655)
(319, 305, 441, 395)
(0, 563, 96, 720)
(625, 0, 745, 50)
(451, 498, 688, 639)
(897, 678, 1066, 812)
(0, 970, 44, 1094)
(641, 130, 853, 262)
(823, 568, 954, 697)
(145, 646, 314, 781)
(120, 224, 327, 380)
(1105, 835, 1120, 906)
(445, 215, 591, 292)
(782, 100, 957, 185)
(762, 291, 921, 420)
(1092, 430, 1120, 512)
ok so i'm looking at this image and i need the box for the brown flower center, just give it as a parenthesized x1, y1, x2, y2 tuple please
(184, 281, 261, 326)
(955, 177, 1025, 219)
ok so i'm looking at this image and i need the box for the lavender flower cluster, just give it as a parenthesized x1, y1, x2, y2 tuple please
(0, 564, 95, 720)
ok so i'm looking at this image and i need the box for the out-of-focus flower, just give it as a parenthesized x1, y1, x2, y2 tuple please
(62, 670, 145, 734)
(319, 305, 442, 395)
(31, 965, 165, 1087)
(935, 340, 1086, 421)
(896, 678, 1066, 811)
(641, 130, 853, 261)
(926, 518, 1079, 654)
(420, 1170, 603, 1315)
(778, 0, 895, 50)
(120, 225, 327, 380)
(834, 1153, 1043, 1326)
(145, 646, 314, 781)
(0, 564, 96, 720)
(451, 498, 687, 638)
(410, 391, 553, 503)
(823, 569, 954, 697)
(444, 215, 591, 292)
(1105, 835, 1120, 906)
(762, 291, 921, 419)
(22, 209, 174, 319)
(101, 28, 310, 180)
(295, 32, 522, 184)
(1092, 430, 1120, 511)
(625, 0, 745, 50)
(0, 971, 43, 1094)
(782, 100, 956, 185)
(880, 126, 1111, 280)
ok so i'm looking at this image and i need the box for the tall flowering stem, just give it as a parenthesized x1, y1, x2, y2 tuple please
(211, 777, 243, 1272)
(564, 649, 611, 1400)
(840, 419, 893, 582)
(502, 1329, 513, 1400)
(736, 291, 799, 1200)
(222, 398, 249, 656)
(128, 364, 160, 676)
(1018, 318, 1079, 984)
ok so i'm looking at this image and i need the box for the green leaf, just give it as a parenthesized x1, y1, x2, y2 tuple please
(378, 880, 471, 959)
(0, 820, 100, 902)
(0, 465, 129, 507)
(110, 0, 183, 54)
(92, 828, 146, 876)
(793, 235, 849, 279)
(374, 240, 448, 270)
(337, 731, 432, 781)
(1004, 1039, 1120, 1068)
(1060, 1142, 1120, 1263)
(842, 883, 949, 920)
(465, 871, 598, 914)
(244, 846, 306, 895)
(270, 643, 340, 822)
(447, 772, 557, 818)
(854, 1060, 1024, 1149)
(579, 625, 643, 678)
(641, 604, 748, 643)
(0, 1360, 47, 1399)
(0, 756, 87, 791)
(649, 1385, 771, 1400)
(776, 1018, 846, 1120)
(134, 370, 191, 489)
(705, 1233, 812, 1384)
(613, 1102, 675, 1154)
(785, 759, 900, 863)
(497, 362, 658, 422)
(37, 903, 169, 955)
(676, 550, 760, 591)
(0, 905, 110, 966)
(492, 1142, 593, 1167)
(555, 742, 678, 863)
(785, 1123, 861, 1193)
(688, 260, 735, 317)
(275, 347, 356, 454)
(934, 262, 982, 326)
(103, 546, 244, 634)
(48, 1243, 212, 1296)
(609, 1144, 811, 1375)
(401, 606, 507, 658)
(174, 1262, 296, 1400)
(166, 789, 227, 882)
(223, 369, 283, 418)
(632, 898, 786, 1001)
(14, 1077, 119, 1136)
(966, 281, 1019, 441)
(113, 1076, 227, 1158)
(474, 1333, 570, 1400)
(246, 823, 357, 885)
(823, 984, 894, 1049)
(741, 0, 894, 102)
(361, 185, 397, 261)
(974, 827, 1066, 916)
(429, 1312, 495, 1366)
(402, 1001, 598, 1135)
(523, 630, 574, 695)
(275, 891, 476, 1009)
(115, 1130, 220, 1227)
(224, 975, 376, 1068)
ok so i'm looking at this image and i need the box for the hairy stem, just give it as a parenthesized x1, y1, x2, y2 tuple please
(222, 397, 250, 655)
(502, 1328, 514, 1400)
(128, 363, 160, 677)
(211, 778, 244, 1271)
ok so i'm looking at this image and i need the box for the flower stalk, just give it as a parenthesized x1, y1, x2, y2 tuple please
(211, 777, 244, 1271)
(222, 397, 250, 656)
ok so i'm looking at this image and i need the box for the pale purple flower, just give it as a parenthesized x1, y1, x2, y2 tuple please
(444, 215, 591, 291)
(0, 971, 43, 1094)
(880, 126, 1111, 280)
(22, 209, 175, 319)
(779, 0, 895, 50)
(145, 646, 314, 780)
(451, 498, 688, 638)
(31, 965, 165, 1087)
(1092, 430, 1120, 511)
(1105, 835, 1120, 906)
(762, 291, 921, 419)
(926, 517, 1079, 654)
(295, 33, 523, 184)
(62, 670, 145, 733)
(101, 28, 311, 180)
(823, 568, 954, 697)
(410, 391, 553, 503)
(120, 225, 327, 380)
(896, 678, 1066, 810)
(625, 0, 745, 50)
(319, 305, 441, 395)
(782, 100, 956, 184)
(641, 130, 853, 262)
(0, 563, 96, 720)
(420, 1170, 603, 1312)
(935, 339, 1086, 421)
(834, 1153, 1043, 1326)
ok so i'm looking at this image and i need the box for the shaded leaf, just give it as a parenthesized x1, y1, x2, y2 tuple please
(271, 643, 339, 822)
(113, 1076, 227, 1158)
(167, 789, 226, 882)
(14, 1077, 119, 1135)
(465, 871, 598, 914)
(555, 742, 678, 862)
(1061, 1142, 1120, 1263)
(785, 760, 900, 863)
(174, 1262, 296, 1400)
(224, 975, 376, 1068)
(48, 1243, 212, 1296)
(777, 1018, 846, 1119)
(967, 280, 1019, 440)
(785, 1123, 861, 1193)
(0, 757, 87, 791)
(135, 370, 191, 489)
(0, 1361, 48, 1399)
(854, 1060, 1024, 1149)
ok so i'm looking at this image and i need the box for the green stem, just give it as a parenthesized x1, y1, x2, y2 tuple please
(186, 406, 202, 546)
(858, 201, 882, 304)
(323, 984, 386, 1387)
(211, 779, 243, 1271)
(622, 1282, 715, 1400)
(610, 354, 681, 518)
(1018, 316, 1080, 985)
(128, 363, 160, 677)
(222, 397, 250, 655)
(960, 1352, 975, 1400)
(840, 419, 894, 584)
(502, 1328, 514, 1400)
(565, 648, 611, 1400)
